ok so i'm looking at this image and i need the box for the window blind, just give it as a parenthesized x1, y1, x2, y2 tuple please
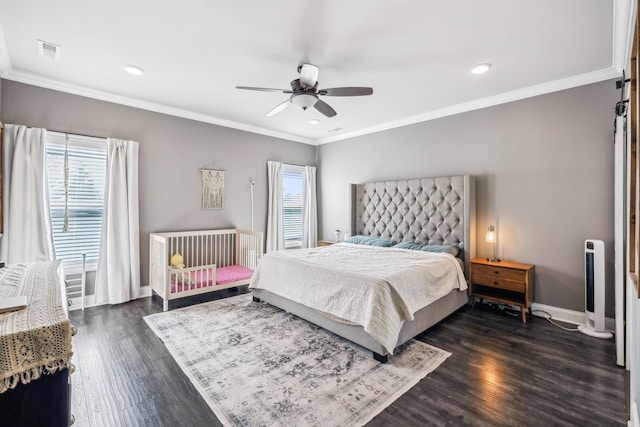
(46, 132, 107, 272)
(282, 165, 305, 249)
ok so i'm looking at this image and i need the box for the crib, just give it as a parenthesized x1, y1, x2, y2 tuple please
(149, 229, 264, 311)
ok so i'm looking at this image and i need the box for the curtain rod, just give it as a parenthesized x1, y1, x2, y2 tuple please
(7, 124, 106, 140)
(282, 162, 309, 168)
(270, 160, 308, 168)
(47, 129, 106, 141)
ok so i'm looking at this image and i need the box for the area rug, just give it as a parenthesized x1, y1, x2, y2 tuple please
(144, 294, 450, 427)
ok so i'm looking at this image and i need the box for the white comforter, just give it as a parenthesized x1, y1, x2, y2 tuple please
(249, 243, 467, 354)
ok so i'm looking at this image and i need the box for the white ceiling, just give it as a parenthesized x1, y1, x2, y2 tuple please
(0, 0, 632, 145)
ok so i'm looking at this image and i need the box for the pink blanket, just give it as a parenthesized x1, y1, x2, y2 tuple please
(215, 265, 254, 284)
(171, 265, 254, 294)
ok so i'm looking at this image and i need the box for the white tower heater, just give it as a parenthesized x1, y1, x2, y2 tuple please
(578, 240, 612, 339)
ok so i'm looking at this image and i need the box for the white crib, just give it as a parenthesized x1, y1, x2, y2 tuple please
(149, 229, 263, 311)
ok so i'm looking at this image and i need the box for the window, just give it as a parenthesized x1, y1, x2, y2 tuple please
(282, 165, 305, 249)
(46, 132, 107, 273)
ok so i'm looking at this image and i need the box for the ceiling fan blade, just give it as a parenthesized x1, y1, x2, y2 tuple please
(314, 99, 337, 117)
(266, 99, 291, 117)
(319, 87, 373, 96)
(299, 63, 319, 89)
(236, 86, 292, 94)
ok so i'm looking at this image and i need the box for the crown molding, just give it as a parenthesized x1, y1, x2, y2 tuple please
(315, 67, 621, 145)
(2, 69, 315, 145)
(2, 66, 621, 147)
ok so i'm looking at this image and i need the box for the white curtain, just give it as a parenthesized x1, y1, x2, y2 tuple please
(302, 165, 317, 248)
(95, 138, 140, 305)
(1, 124, 54, 264)
(266, 160, 284, 252)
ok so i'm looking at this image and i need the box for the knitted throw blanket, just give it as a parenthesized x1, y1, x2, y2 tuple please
(0, 261, 72, 393)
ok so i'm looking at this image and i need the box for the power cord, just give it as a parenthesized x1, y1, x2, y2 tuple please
(531, 310, 580, 332)
(486, 302, 521, 317)
(501, 306, 519, 317)
(481, 303, 580, 332)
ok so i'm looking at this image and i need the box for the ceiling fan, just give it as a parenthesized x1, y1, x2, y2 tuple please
(236, 63, 373, 118)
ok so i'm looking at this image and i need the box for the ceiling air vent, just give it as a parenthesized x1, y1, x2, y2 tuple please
(38, 40, 61, 60)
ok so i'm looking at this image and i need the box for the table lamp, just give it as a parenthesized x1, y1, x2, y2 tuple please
(486, 225, 500, 262)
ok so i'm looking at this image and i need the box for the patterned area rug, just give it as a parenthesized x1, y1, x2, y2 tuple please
(144, 294, 450, 427)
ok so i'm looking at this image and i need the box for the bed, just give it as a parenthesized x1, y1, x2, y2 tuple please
(250, 175, 476, 362)
(149, 229, 263, 311)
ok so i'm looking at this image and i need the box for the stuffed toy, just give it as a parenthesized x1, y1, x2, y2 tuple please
(170, 252, 185, 269)
(170, 252, 191, 285)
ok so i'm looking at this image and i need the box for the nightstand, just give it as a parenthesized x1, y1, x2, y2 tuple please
(318, 240, 336, 247)
(469, 258, 535, 323)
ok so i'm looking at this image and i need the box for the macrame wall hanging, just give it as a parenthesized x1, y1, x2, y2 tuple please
(201, 169, 225, 209)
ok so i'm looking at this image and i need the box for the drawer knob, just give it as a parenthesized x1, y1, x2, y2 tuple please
(68, 299, 73, 307)
(71, 325, 77, 336)
(69, 363, 76, 374)
(494, 281, 498, 285)
(70, 414, 75, 425)
(493, 271, 500, 275)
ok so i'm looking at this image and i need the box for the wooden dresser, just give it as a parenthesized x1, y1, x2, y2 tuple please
(0, 262, 75, 426)
(469, 258, 535, 323)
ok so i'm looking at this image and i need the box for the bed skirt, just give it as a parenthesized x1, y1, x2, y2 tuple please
(251, 288, 468, 358)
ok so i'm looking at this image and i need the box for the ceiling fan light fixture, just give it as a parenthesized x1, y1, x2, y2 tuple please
(236, 63, 372, 118)
(291, 93, 318, 110)
(471, 63, 491, 75)
(123, 65, 145, 76)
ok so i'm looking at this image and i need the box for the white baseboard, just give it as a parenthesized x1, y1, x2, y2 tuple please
(68, 285, 152, 311)
(630, 401, 638, 427)
(139, 285, 152, 298)
(70, 287, 615, 334)
(530, 302, 615, 332)
(477, 299, 615, 333)
(68, 294, 97, 311)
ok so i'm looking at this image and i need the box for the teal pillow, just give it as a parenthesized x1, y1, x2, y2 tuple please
(393, 242, 461, 257)
(344, 235, 397, 247)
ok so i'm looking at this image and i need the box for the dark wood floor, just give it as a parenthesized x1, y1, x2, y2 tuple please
(69, 289, 627, 427)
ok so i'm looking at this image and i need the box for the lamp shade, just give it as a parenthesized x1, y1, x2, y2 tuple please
(485, 225, 496, 243)
(291, 93, 318, 110)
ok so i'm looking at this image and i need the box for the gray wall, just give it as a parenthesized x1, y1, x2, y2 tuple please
(317, 80, 618, 314)
(0, 78, 619, 314)
(0, 80, 316, 288)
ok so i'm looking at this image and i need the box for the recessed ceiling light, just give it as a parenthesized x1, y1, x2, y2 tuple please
(123, 65, 144, 76)
(309, 119, 320, 125)
(471, 63, 491, 75)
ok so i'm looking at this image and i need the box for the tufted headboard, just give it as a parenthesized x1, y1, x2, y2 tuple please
(350, 175, 476, 277)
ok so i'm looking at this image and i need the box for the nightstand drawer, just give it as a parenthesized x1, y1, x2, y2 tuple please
(472, 264, 526, 281)
(470, 273, 525, 292)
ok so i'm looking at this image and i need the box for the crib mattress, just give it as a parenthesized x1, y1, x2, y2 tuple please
(170, 265, 254, 293)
